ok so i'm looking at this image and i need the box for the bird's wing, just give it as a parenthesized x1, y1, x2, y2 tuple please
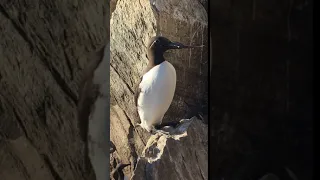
(134, 65, 153, 108)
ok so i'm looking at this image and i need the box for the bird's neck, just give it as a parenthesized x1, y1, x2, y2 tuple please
(147, 50, 165, 66)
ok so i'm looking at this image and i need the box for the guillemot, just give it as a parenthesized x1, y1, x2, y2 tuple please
(134, 36, 202, 134)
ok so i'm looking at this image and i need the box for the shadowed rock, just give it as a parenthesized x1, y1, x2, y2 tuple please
(0, 1, 108, 180)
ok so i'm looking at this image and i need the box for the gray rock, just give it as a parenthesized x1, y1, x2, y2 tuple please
(110, 0, 208, 179)
(0, 1, 108, 179)
(131, 117, 208, 180)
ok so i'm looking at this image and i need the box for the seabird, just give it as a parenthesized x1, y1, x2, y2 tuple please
(134, 36, 202, 134)
(77, 43, 110, 180)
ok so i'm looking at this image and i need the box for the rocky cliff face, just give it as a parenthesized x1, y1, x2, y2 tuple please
(0, 1, 108, 180)
(131, 117, 208, 180)
(1, 0, 312, 179)
(110, 0, 208, 179)
(0, 0, 208, 179)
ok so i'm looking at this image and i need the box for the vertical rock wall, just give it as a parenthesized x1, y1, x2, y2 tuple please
(0, 1, 108, 180)
(110, 0, 208, 178)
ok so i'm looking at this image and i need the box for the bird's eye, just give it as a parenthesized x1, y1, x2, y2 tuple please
(149, 39, 159, 48)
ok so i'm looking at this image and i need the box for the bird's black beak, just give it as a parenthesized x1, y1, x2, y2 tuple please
(167, 42, 204, 49)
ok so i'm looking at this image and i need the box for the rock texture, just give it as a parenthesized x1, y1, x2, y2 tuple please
(131, 117, 208, 180)
(110, 0, 208, 179)
(0, 1, 108, 180)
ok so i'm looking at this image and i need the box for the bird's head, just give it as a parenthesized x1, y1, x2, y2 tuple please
(146, 36, 203, 65)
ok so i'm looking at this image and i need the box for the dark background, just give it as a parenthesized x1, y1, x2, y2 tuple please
(209, 0, 313, 179)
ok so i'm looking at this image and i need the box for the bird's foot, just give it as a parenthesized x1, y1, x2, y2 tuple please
(135, 123, 173, 135)
(150, 126, 170, 135)
(155, 121, 180, 129)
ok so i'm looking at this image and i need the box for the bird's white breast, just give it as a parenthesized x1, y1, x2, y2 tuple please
(137, 61, 176, 130)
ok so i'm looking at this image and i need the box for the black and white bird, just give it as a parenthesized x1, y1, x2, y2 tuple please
(134, 36, 202, 134)
(77, 43, 110, 180)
